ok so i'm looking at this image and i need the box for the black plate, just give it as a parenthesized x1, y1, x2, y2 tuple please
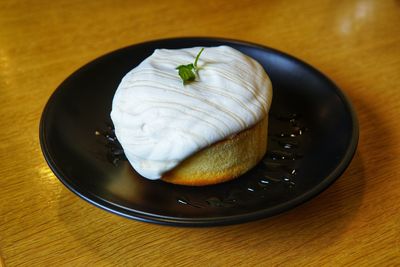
(40, 37, 358, 226)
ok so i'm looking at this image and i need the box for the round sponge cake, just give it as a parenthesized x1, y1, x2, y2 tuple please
(110, 46, 272, 185)
(162, 116, 268, 186)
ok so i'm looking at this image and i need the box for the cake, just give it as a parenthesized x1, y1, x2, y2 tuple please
(110, 46, 272, 186)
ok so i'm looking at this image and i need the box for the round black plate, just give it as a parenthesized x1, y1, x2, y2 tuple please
(40, 37, 358, 226)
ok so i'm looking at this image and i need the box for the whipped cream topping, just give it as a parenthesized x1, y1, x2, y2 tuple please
(110, 46, 272, 179)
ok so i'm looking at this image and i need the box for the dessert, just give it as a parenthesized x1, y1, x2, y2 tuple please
(110, 45, 272, 185)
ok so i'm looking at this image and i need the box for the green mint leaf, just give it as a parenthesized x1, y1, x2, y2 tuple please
(176, 48, 204, 84)
(176, 64, 195, 82)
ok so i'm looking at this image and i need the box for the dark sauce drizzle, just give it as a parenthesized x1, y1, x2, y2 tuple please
(96, 123, 126, 166)
(97, 113, 307, 209)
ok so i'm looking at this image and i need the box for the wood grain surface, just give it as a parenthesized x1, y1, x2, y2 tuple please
(1, 0, 399, 266)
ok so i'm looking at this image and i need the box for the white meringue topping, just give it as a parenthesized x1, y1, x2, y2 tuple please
(110, 46, 272, 179)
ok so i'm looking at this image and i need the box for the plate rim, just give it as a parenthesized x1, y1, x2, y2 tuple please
(39, 37, 359, 227)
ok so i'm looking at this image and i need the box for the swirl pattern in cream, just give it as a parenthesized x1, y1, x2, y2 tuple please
(110, 46, 272, 179)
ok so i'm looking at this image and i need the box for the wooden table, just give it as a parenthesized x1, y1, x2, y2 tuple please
(1, 0, 399, 266)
